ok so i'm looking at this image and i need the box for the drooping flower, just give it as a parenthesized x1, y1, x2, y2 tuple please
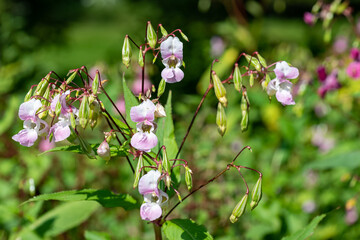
(13, 99, 48, 147)
(138, 170, 168, 221)
(160, 36, 184, 83)
(131, 121, 158, 152)
(274, 61, 299, 81)
(49, 91, 78, 142)
(267, 79, 295, 106)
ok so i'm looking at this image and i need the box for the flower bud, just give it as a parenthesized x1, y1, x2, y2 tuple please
(122, 35, 132, 68)
(241, 92, 249, 132)
(146, 21, 157, 49)
(92, 71, 100, 95)
(245, 54, 261, 72)
(55, 98, 62, 117)
(97, 140, 111, 161)
(24, 88, 33, 102)
(66, 70, 78, 84)
(157, 79, 166, 98)
(212, 71, 227, 107)
(79, 95, 90, 129)
(155, 103, 166, 118)
(250, 177, 262, 210)
(133, 154, 144, 188)
(160, 24, 168, 37)
(176, 190, 182, 202)
(89, 99, 100, 129)
(233, 63, 242, 92)
(70, 111, 76, 129)
(185, 166, 193, 191)
(38, 87, 51, 119)
(180, 30, 189, 42)
(249, 73, 254, 87)
(216, 102, 227, 136)
(138, 47, 144, 67)
(162, 148, 171, 174)
(230, 194, 248, 223)
(152, 55, 158, 64)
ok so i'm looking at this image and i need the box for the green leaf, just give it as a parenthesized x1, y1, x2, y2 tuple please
(156, 91, 178, 159)
(282, 214, 326, 240)
(40, 143, 128, 158)
(102, 112, 131, 135)
(304, 151, 360, 170)
(28, 201, 99, 237)
(22, 189, 138, 209)
(162, 219, 214, 240)
(122, 76, 138, 129)
(85, 231, 111, 240)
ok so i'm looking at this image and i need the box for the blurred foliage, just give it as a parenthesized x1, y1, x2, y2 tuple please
(1, 0, 360, 239)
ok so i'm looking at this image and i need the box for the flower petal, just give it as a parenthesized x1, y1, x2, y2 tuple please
(160, 36, 183, 60)
(12, 129, 38, 147)
(19, 99, 42, 121)
(276, 81, 295, 105)
(51, 121, 71, 142)
(140, 202, 162, 221)
(161, 67, 184, 83)
(131, 131, 158, 152)
(139, 170, 161, 195)
(130, 99, 156, 123)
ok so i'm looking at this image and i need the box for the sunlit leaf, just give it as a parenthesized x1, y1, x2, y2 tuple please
(162, 219, 214, 240)
(282, 214, 326, 240)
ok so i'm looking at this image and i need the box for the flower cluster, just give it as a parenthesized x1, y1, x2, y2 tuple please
(138, 170, 168, 221)
(160, 36, 184, 83)
(267, 61, 299, 105)
(130, 99, 158, 152)
(12, 99, 48, 147)
(346, 48, 360, 79)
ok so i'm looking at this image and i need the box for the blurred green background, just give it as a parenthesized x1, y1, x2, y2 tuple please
(1, 0, 360, 239)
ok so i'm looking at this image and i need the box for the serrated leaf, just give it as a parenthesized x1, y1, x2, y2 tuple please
(162, 219, 214, 240)
(282, 214, 326, 240)
(28, 201, 99, 237)
(122, 77, 138, 129)
(22, 189, 138, 209)
(39, 143, 128, 158)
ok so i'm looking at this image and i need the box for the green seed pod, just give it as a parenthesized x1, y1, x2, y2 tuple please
(256, 53, 267, 68)
(233, 63, 242, 92)
(35, 73, 50, 97)
(230, 194, 248, 223)
(122, 35, 132, 68)
(160, 24, 168, 37)
(153, 54, 158, 64)
(180, 30, 189, 42)
(89, 99, 100, 129)
(146, 21, 157, 49)
(262, 74, 271, 91)
(249, 73, 254, 87)
(212, 71, 227, 107)
(133, 155, 144, 188)
(250, 177, 262, 210)
(185, 166, 193, 191)
(66, 70, 78, 84)
(245, 54, 261, 72)
(157, 79, 166, 98)
(92, 71, 100, 95)
(38, 87, 51, 119)
(138, 47, 144, 67)
(24, 88, 33, 102)
(77, 132, 96, 159)
(162, 148, 171, 174)
(55, 98, 62, 117)
(241, 93, 249, 132)
(216, 102, 227, 136)
(70, 111, 76, 129)
(165, 175, 171, 190)
(79, 95, 90, 129)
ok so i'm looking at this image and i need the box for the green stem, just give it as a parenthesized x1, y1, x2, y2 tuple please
(153, 223, 162, 240)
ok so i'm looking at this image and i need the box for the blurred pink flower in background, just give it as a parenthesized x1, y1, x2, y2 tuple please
(333, 36, 348, 54)
(311, 125, 335, 153)
(38, 138, 55, 152)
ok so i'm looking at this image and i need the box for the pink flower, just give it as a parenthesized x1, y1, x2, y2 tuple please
(138, 170, 168, 221)
(346, 62, 360, 79)
(130, 99, 156, 123)
(160, 36, 184, 83)
(304, 12, 315, 26)
(13, 99, 48, 147)
(131, 121, 158, 152)
(350, 48, 360, 61)
(274, 61, 299, 82)
(114, 97, 126, 114)
(39, 138, 55, 152)
(317, 69, 340, 98)
(267, 79, 295, 106)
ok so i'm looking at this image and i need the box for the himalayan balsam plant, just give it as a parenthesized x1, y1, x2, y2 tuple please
(13, 21, 299, 239)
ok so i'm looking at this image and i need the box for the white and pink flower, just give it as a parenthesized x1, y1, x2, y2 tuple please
(138, 170, 168, 221)
(160, 36, 184, 83)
